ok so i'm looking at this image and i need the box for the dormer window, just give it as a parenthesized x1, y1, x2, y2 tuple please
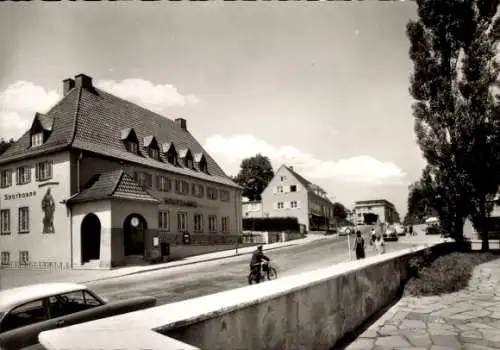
(121, 128, 140, 155)
(179, 149, 194, 169)
(162, 142, 179, 166)
(194, 153, 208, 174)
(149, 148, 159, 160)
(144, 136, 160, 161)
(126, 141, 139, 154)
(31, 133, 44, 147)
(29, 113, 53, 148)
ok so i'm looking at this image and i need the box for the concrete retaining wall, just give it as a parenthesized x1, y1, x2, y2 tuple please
(39, 243, 443, 350)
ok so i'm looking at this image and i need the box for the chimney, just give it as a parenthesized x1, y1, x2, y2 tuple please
(74, 74, 93, 90)
(289, 165, 294, 171)
(63, 78, 75, 95)
(175, 118, 187, 131)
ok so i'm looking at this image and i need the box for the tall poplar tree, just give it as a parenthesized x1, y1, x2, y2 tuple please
(407, 0, 475, 241)
(459, 0, 500, 251)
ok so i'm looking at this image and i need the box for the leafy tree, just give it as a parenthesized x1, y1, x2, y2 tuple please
(406, 0, 500, 243)
(234, 154, 274, 201)
(458, 1, 500, 251)
(332, 202, 347, 220)
(0, 138, 14, 156)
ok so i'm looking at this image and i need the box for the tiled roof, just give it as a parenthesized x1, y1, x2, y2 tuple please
(283, 165, 333, 204)
(0, 74, 240, 189)
(66, 169, 159, 205)
(0, 87, 81, 162)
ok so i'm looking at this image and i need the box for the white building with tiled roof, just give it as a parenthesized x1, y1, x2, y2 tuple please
(258, 165, 336, 232)
(0, 73, 243, 269)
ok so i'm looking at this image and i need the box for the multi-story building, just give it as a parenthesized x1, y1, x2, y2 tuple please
(242, 198, 264, 218)
(353, 199, 398, 225)
(260, 165, 335, 231)
(0, 73, 242, 269)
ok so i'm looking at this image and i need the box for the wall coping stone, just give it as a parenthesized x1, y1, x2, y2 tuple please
(39, 243, 437, 350)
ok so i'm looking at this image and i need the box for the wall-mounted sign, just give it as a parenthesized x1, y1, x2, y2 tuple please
(153, 237, 159, 247)
(163, 198, 197, 208)
(4, 191, 37, 200)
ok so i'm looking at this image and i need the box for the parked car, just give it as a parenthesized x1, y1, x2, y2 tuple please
(0, 283, 156, 350)
(394, 223, 406, 236)
(383, 226, 399, 241)
(338, 226, 355, 236)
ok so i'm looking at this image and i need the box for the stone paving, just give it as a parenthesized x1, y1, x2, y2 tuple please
(345, 257, 500, 350)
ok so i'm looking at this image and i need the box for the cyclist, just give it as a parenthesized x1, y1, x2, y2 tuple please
(250, 245, 270, 283)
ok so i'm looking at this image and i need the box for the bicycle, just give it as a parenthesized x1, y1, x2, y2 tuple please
(248, 261, 278, 284)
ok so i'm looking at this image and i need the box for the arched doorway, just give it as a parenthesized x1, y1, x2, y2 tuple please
(123, 214, 147, 256)
(81, 213, 101, 264)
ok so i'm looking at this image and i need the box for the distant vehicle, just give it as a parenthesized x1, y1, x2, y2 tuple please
(338, 226, 354, 236)
(248, 261, 278, 284)
(383, 226, 399, 241)
(0, 283, 156, 350)
(394, 223, 406, 236)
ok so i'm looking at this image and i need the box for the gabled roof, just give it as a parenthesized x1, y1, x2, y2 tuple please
(0, 74, 239, 189)
(66, 169, 159, 205)
(178, 148, 191, 158)
(281, 165, 333, 204)
(120, 128, 137, 141)
(194, 153, 205, 163)
(32, 112, 54, 132)
(161, 142, 175, 153)
(143, 135, 158, 148)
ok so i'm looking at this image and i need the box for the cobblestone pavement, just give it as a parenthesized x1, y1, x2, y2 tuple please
(346, 257, 500, 350)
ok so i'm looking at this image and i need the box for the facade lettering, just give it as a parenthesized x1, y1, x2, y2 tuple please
(4, 191, 37, 200)
(163, 197, 198, 208)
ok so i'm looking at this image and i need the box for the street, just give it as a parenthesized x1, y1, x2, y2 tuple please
(88, 235, 418, 306)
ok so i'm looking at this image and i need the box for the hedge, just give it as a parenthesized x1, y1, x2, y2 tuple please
(243, 217, 300, 232)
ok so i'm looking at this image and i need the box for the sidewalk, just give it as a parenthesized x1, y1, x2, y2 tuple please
(345, 256, 500, 350)
(0, 235, 327, 289)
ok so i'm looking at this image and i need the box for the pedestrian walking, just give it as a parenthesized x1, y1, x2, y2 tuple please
(374, 235, 385, 255)
(353, 230, 365, 260)
(409, 225, 414, 236)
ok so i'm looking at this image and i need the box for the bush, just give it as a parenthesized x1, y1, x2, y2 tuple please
(243, 217, 299, 232)
(405, 251, 498, 296)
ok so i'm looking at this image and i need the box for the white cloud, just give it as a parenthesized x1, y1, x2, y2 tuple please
(0, 81, 60, 140)
(0, 78, 198, 140)
(95, 79, 199, 112)
(203, 134, 406, 184)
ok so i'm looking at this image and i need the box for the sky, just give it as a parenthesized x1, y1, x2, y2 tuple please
(0, 2, 425, 216)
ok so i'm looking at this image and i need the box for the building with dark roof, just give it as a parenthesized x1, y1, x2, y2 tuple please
(353, 199, 399, 225)
(0, 74, 242, 269)
(258, 165, 336, 231)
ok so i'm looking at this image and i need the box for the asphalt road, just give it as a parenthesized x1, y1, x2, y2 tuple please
(88, 235, 416, 306)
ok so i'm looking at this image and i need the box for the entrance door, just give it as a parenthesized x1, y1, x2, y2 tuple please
(81, 213, 101, 264)
(123, 214, 146, 256)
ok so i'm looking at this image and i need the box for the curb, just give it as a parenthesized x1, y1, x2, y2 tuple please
(82, 238, 325, 284)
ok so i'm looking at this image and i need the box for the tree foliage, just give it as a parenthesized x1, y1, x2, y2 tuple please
(407, 0, 500, 247)
(0, 138, 14, 156)
(332, 202, 348, 220)
(234, 154, 274, 201)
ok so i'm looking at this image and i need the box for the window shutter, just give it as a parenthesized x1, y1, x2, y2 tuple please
(297, 185, 300, 192)
(48, 161, 53, 179)
(27, 167, 31, 182)
(273, 187, 277, 194)
(16, 168, 20, 185)
(274, 202, 278, 209)
(284, 201, 289, 209)
(156, 175, 160, 189)
(284, 185, 290, 192)
(297, 201, 301, 209)
(35, 164, 40, 181)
